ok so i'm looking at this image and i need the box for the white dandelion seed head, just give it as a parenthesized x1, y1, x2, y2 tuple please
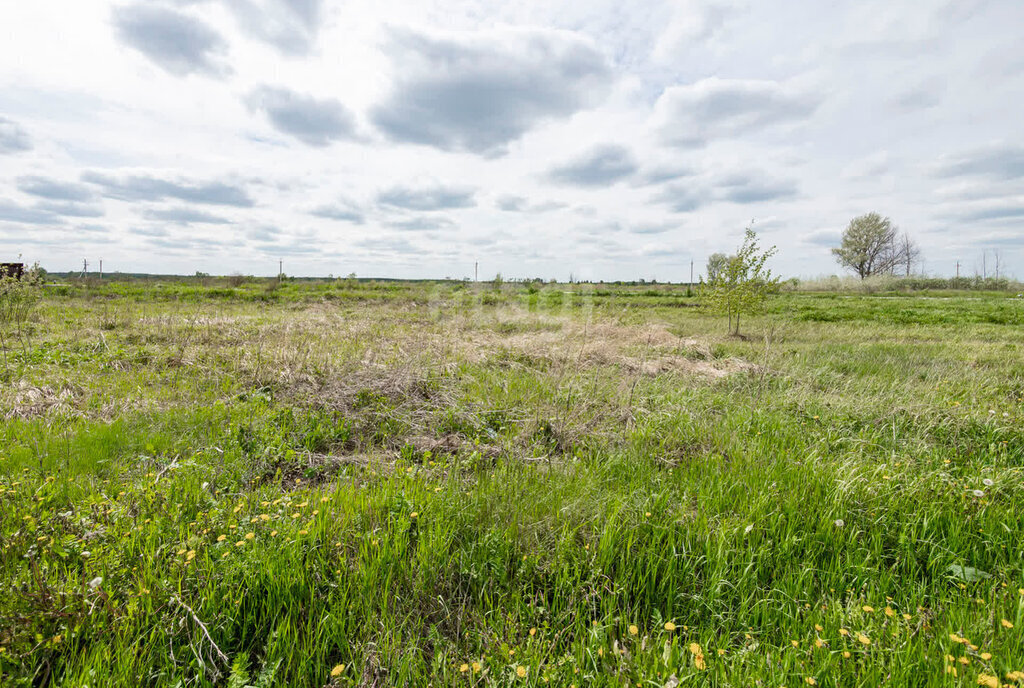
(744, 524, 754, 534)
(834, 519, 845, 528)
(88, 576, 103, 590)
(972, 489, 985, 498)
(982, 478, 993, 487)
(81, 551, 90, 558)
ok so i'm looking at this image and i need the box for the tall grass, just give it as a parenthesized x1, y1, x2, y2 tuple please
(0, 282, 1021, 686)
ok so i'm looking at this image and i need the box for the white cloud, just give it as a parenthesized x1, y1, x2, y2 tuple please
(370, 25, 612, 156)
(652, 77, 820, 148)
(112, 4, 231, 77)
(1, 0, 1023, 279)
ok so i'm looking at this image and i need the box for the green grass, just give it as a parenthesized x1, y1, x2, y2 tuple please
(1, 280, 1022, 687)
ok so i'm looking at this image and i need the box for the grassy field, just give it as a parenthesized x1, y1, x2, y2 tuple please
(1, 279, 1022, 687)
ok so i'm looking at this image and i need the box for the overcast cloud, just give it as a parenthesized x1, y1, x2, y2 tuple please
(0, 0, 1022, 279)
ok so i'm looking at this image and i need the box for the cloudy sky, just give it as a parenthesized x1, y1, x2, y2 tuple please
(1, 0, 1022, 280)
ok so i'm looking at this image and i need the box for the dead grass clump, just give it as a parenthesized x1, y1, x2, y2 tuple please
(464, 314, 756, 380)
(4, 381, 82, 419)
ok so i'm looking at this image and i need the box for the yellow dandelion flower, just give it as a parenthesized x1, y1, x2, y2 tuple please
(245, 532, 254, 540)
(516, 665, 527, 678)
(472, 662, 481, 672)
(856, 633, 870, 645)
(235, 540, 244, 547)
(177, 548, 187, 555)
(259, 514, 270, 521)
(330, 664, 345, 677)
(664, 622, 676, 632)
(297, 501, 308, 508)
(688, 642, 701, 655)
(884, 607, 895, 617)
(977, 674, 999, 688)
(862, 605, 875, 613)
(693, 653, 706, 671)
(459, 663, 469, 673)
(410, 512, 419, 519)
(842, 651, 851, 658)
(270, 530, 278, 536)
(814, 638, 824, 648)
(629, 624, 639, 636)
(186, 550, 196, 560)
(217, 534, 226, 542)
(1001, 619, 1014, 629)
(814, 624, 823, 632)
(597, 648, 604, 657)
(902, 613, 911, 620)
(949, 633, 967, 644)
(805, 678, 817, 686)
(980, 652, 992, 661)
(529, 627, 537, 636)
(839, 628, 849, 636)
(717, 648, 725, 656)
(321, 496, 330, 503)
(958, 657, 970, 665)
(299, 529, 308, 535)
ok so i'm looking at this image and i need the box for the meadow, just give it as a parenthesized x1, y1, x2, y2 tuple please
(1, 278, 1022, 687)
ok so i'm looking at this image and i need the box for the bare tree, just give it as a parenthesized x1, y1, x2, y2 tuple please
(896, 231, 921, 276)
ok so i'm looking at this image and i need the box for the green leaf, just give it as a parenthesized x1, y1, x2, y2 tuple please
(946, 564, 990, 582)
(227, 653, 251, 688)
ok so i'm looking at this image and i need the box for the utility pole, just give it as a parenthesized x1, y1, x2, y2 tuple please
(955, 260, 960, 279)
(982, 251, 987, 279)
(690, 260, 694, 286)
(81, 258, 88, 279)
(474, 261, 478, 283)
(278, 259, 283, 282)
(99, 259, 103, 280)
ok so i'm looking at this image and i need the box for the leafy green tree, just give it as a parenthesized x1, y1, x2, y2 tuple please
(702, 228, 779, 335)
(706, 252, 729, 282)
(0, 261, 43, 375)
(832, 213, 900, 279)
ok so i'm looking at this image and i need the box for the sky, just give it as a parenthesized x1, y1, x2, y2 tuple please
(1, 0, 1022, 281)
